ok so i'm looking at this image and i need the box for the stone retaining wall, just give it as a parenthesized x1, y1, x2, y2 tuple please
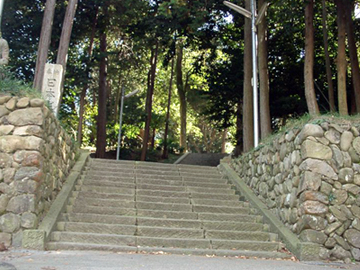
(0, 94, 78, 247)
(229, 119, 360, 262)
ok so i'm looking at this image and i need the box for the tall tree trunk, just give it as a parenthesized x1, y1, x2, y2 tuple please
(335, 0, 348, 116)
(234, 101, 243, 156)
(344, 0, 360, 113)
(321, 0, 336, 112)
(56, 0, 78, 113)
(162, 59, 175, 159)
(95, 6, 108, 158)
(141, 42, 159, 161)
(221, 128, 228, 154)
(243, 0, 253, 152)
(33, 0, 56, 91)
(258, 0, 271, 139)
(176, 41, 187, 152)
(77, 7, 98, 144)
(304, 0, 320, 116)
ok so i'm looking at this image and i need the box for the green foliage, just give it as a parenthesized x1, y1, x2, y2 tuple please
(0, 66, 41, 98)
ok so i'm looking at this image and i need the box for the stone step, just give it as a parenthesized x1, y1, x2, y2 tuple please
(178, 165, 219, 172)
(135, 174, 182, 181)
(81, 174, 135, 182)
(188, 187, 234, 195)
(76, 185, 135, 195)
(205, 230, 277, 242)
(136, 236, 210, 249)
(136, 178, 184, 186)
(72, 191, 134, 201)
(191, 198, 247, 207)
(50, 231, 136, 246)
(46, 242, 292, 260)
(179, 172, 222, 179)
(72, 198, 135, 208)
(136, 195, 190, 204)
(61, 213, 136, 225)
(90, 159, 135, 167)
(202, 221, 267, 232)
(137, 226, 204, 239)
(135, 169, 180, 176)
(193, 205, 250, 215)
(137, 217, 202, 229)
(85, 171, 135, 178)
(136, 164, 179, 172)
(137, 209, 198, 220)
(182, 176, 228, 184)
(136, 189, 189, 198)
(67, 205, 136, 216)
(136, 183, 187, 192)
(80, 179, 135, 189)
(183, 181, 231, 189)
(198, 212, 262, 223)
(190, 192, 240, 201)
(87, 166, 135, 173)
(57, 222, 136, 235)
(211, 239, 281, 252)
(136, 201, 192, 212)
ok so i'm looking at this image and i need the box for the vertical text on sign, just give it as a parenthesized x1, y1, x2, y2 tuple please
(41, 63, 63, 116)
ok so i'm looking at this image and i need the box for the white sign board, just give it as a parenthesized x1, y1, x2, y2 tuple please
(41, 63, 63, 116)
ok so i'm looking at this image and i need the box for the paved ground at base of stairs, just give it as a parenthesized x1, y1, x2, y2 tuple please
(0, 249, 359, 270)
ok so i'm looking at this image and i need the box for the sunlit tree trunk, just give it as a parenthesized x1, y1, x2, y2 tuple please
(344, 0, 360, 113)
(95, 5, 108, 158)
(176, 41, 187, 152)
(141, 42, 159, 161)
(335, 0, 348, 116)
(243, 0, 254, 152)
(258, 0, 271, 139)
(162, 59, 175, 159)
(33, 0, 56, 91)
(77, 7, 98, 144)
(234, 101, 243, 156)
(304, 0, 320, 116)
(321, 0, 336, 112)
(221, 128, 228, 154)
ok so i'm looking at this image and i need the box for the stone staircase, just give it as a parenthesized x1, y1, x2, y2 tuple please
(46, 158, 292, 259)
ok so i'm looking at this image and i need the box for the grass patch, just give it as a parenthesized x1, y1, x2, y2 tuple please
(259, 113, 360, 148)
(0, 66, 42, 99)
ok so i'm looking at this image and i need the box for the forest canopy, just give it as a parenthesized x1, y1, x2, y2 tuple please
(2, 0, 360, 160)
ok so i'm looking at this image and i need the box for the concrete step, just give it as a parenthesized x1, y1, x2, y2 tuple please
(85, 171, 135, 178)
(50, 231, 136, 246)
(190, 192, 239, 201)
(183, 181, 231, 189)
(137, 217, 202, 229)
(136, 195, 190, 204)
(82, 173, 135, 180)
(187, 187, 234, 195)
(46, 242, 292, 259)
(80, 179, 135, 189)
(136, 201, 192, 212)
(136, 189, 189, 198)
(76, 185, 135, 195)
(136, 236, 210, 249)
(198, 212, 262, 223)
(136, 164, 178, 172)
(135, 174, 182, 181)
(191, 198, 247, 207)
(193, 205, 250, 215)
(202, 221, 267, 231)
(179, 172, 222, 179)
(57, 222, 136, 235)
(68, 205, 136, 216)
(206, 230, 277, 242)
(211, 239, 281, 252)
(137, 226, 204, 239)
(182, 176, 228, 184)
(136, 183, 187, 192)
(136, 178, 184, 186)
(61, 213, 136, 225)
(72, 198, 135, 208)
(135, 169, 180, 176)
(72, 191, 134, 201)
(87, 166, 135, 173)
(137, 209, 198, 220)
